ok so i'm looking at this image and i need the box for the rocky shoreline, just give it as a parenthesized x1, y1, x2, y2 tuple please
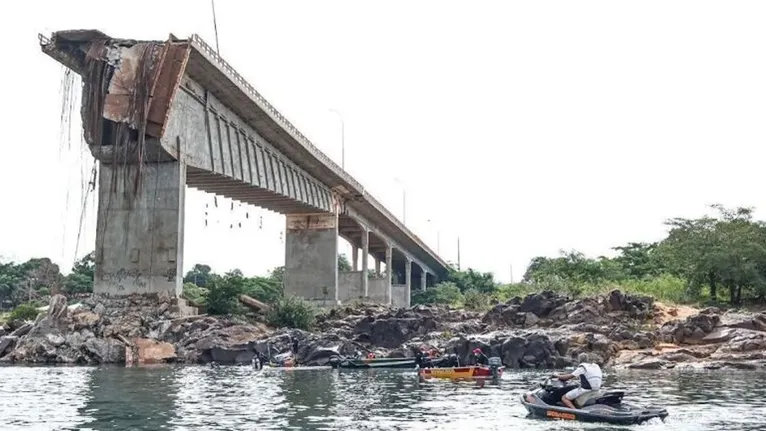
(1, 290, 764, 371)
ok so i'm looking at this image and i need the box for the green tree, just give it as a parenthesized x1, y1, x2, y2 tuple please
(183, 264, 214, 288)
(612, 242, 664, 279)
(412, 281, 465, 306)
(338, 254, 352, 272)
(205, 271, 246, 315)
(445, 267, 498, 294)
(63, 251, 95, 294)
(658, 205, 766, 304)
(523, 250, 620, 285)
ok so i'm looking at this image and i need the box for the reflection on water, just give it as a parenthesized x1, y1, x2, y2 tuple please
(0, 365, 764, 430)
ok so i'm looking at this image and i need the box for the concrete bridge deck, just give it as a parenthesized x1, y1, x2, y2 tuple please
(39, 29, 448, 307)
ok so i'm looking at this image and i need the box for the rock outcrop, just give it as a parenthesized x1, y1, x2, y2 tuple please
(2, 289, 766, 371)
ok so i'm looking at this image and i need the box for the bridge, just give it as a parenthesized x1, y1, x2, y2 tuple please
(39, 29, 448, 308)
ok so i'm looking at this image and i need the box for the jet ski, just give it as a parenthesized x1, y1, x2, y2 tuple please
(520, 377, 669, 425)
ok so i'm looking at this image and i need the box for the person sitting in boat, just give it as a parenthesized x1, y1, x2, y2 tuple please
(367, 352, 376, 359)
(415, 347, 435, 368)
(552, 353, 603, 410)
(472, 347, 489, 365)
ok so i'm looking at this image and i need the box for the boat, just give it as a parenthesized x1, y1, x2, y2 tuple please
(266, 352, 296, 368)
(418, 357, 504, 380)
(329, 356, 417, 369)
(520, 377, 669, 425)
(329, 353, 461, 370)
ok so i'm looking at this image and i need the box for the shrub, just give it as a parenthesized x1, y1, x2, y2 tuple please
(182, 282, 209, 306)
(266, 295, 317, 330)
(412, 281, 465, 307)
(205, 275, 245, 315)
(463, 289, 493, 311)
(9, 303, 40, 322)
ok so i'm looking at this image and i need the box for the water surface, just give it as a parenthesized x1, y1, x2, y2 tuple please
(0, 365, 762, 430)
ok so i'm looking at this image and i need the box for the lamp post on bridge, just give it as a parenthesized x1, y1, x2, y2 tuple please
(328, 108, 345, 170)
(426, 219, 440, 253)
(394, 177, 406, 225)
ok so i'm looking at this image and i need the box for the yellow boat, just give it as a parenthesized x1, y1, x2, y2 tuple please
(419, 365, 503, 380)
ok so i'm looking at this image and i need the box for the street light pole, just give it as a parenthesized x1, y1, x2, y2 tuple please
(394, 177, 406, 224)
(328, 109, 345, 170)
(427, 219, 440, 253)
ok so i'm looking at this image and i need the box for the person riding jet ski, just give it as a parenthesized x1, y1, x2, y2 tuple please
(552, 352, 603, 409)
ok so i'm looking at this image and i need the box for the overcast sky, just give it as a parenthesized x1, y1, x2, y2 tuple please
(2, 1, 765, 281)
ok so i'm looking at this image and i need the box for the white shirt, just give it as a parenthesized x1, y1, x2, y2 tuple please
(572, 362, 602, 390)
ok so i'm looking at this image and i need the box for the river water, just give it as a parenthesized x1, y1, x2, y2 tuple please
(0, 365, 762, 430)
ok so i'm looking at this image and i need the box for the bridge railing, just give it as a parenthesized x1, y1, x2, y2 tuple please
(189, 34, 364, 194)
(189, 33, 447, 270)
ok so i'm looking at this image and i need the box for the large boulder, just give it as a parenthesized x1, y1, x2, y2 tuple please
(194, 323, 268, 364)
(83, 338, 125, 363)
(660, 311, 721, 344)
(129, 338, 176, 365)
(353, 316, 438, 348)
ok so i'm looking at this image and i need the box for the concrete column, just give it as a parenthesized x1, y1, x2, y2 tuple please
(421, 270, 427, 291)
(94, 162, 185, 296)
(352, 246, 359, 271)
(385, 245, 392, 304)
(284, 213, 339, 306)
(361, 228, 369, 296)
(375, 258, 381, 276)
(404, 258, 412, 308)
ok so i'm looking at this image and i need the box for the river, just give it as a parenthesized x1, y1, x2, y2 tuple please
(0, 365, 762, 430)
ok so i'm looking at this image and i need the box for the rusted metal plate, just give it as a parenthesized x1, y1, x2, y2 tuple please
(286, 214, 337, 230)
(102, 43, 163, 127)
(146, 41, 191, 138)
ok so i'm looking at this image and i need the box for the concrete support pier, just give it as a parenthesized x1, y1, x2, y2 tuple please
(421, 270, 427, 291)
(94, 162, 186, 296)
(284, 213, 339, 306)
(361, 228, 369, 296)
(405, 258, 412, 307)
(385, 246, 393, 301)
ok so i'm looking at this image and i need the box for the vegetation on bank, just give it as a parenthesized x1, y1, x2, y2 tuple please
(1, 205, 764, 326)
(414, 205, 766, 309)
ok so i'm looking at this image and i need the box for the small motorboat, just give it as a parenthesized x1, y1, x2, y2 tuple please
(418, 357, 504, 380)
(267, 352, 296, 368)
(329, 352, 461, 370)
(329, 356, 418, 369)
(520, 377, 669, 425)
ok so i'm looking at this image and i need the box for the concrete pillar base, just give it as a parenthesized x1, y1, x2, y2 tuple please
(404, 258, 412, 308)
(94, 161, 185, 297)
(284, 213, 339, 303)
(361, 228, 369, 297)
(385, 246, 393, 305)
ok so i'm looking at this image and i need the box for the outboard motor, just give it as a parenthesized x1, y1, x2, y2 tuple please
(488, 356, 502, 379)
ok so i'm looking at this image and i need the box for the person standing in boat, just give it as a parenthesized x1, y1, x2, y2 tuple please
(552, 352, 603, 409)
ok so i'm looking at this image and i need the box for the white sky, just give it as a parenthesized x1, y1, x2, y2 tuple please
(1, 1, 765, 281)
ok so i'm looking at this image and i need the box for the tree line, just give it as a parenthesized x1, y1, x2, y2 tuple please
(416, 204, 766, 308)
(1, 204, 764, 322)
